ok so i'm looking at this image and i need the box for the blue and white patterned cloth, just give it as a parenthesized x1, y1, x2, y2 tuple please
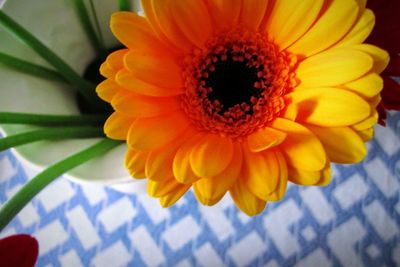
(1, 113, 400, 267)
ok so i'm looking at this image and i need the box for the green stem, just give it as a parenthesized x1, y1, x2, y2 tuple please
(0, 112, 106, 126)
(0, 126, 105, 152)
(118, 0, 132, 11)
(0, 138, 121, 231)
(0, 52, 66, 83)
(72, 0, 106, 57)
(0, 11, 104, 111)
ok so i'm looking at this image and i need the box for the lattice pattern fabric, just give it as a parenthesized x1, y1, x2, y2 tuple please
(0, 113, 399, 267)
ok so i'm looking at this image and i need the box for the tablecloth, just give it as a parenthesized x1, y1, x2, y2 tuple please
(1, 113, 400, 267)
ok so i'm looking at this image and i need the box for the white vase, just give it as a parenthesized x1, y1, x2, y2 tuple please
(0, 0, 146, 193)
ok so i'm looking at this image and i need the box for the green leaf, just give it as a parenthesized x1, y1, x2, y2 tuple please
(72, 0, 106, 57)
(0, 112, 106, 126)
(119, 0, 132, 11)
(0, 138, 122, 231)
(0, 52, 66, 83)
(0, 126, 105, 152)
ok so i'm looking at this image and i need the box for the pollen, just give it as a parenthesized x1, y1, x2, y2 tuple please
(181, 29, 297, 139)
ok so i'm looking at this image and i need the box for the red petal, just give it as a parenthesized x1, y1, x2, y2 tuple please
(381, 76, 400, 110)
(0, 234, 38, 267)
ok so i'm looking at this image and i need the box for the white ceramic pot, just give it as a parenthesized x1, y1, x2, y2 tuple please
(0, 0, 146, 193)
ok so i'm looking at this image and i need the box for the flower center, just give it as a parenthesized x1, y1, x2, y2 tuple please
(182, 30, 296, 139)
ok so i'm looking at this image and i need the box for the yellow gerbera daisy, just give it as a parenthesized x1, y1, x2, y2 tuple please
(97, 0, 388, 215)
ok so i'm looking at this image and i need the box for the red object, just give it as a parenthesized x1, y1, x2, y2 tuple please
(0, 234, 39, 267)
(367, 0, 400, 125)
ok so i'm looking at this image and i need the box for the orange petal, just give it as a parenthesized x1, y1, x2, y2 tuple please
(124, 50, 182, 89)
(173, 134, 203, 184)
(242, 145, 279, 200)
(193, 142, 242, 205)
(96, 79, 122, 103)
(99, 49, 128, 79)
(150, 0, 193, 51)
(170, 0, 212, 47)
(145, 131, 192, 181)
(111, 91, 180, 118)
(239, 0, 269, 31)
(230, 179, 267, 216)
(104, 112, 135, 140)
(125, 149, 149, 179)
(288, 0, 359, 56)
(159, 184, 191, 207)
(272, 118, 326, 171)
(127, 112, 190, 150)
(110, 12, 171, 53)
(147, 177, 182, 197)
(190, 134, 234, 178)
(247, 127, 287, 152)
(116, 69, 183, 97)
(205, 0, 242, 29)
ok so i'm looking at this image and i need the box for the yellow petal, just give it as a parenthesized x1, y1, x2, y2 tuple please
(124, 50, 182, 89)
(289, 88, 371, 126)
(296, 49, 373, 88)
(110, 12, 170, 53)
(96, 79, 122, 103)
(315, 164, 332, 186)
(111, 91, 179, 118)
(127, 112, 190, 150)
(266, 149, 288, 201)
(104, 112, 135, 140)
(190, 134, 234, 178)
(205, 0, 242, 29)
(344, 73, 383, 99)
(125, 149, 149, 179)
(288, 0, 359, 56)
(306, 125, 367, 164)
(148, 177, 181, 197)
(159, 184, 191, 208)
(352, 110, 378, 131)
(230, 179, 266, 216)
(265, 0, 324, 49)
(243, 146, 280, 200)
(247, 127, 287, 152)
(354, 127, 374, 141)
(351, 44, 390, 73)
(116, 69, 183, 97)
(288, 166, 321, 185)
(193, 142, 242, 205)
(239, 0, 269, 31)
(272, 118, 326, 171)
(173, 134, 203, 184)
(335, 9, 375, 48)
(170, 0, 212, 47)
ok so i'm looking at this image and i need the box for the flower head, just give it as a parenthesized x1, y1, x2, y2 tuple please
(98, 0, 388, 215)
